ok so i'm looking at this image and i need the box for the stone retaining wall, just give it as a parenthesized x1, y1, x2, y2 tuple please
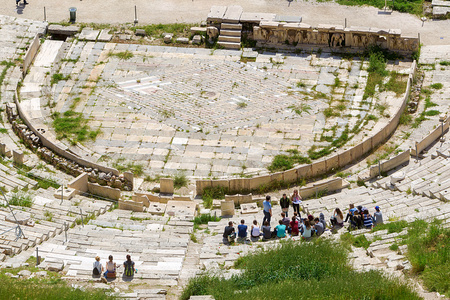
(252, 23, 419, 55)
(411, 116, 450, 156)
(6, 96, 132, 192)
(197, 61, 416, 196)
(22, 34, 41, 77)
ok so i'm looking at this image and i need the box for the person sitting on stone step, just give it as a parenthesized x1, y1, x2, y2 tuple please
(281, 212, 290, 232)
(93, 256, 104, 277)
(237, 219, 248, 242)
(250, 220, 261, 241)
(275, 220, 286, 238)
(373, 206, 383, 226)
(261, 221, 272, 240)
(223, 221, 236, 244)
(290, 216, 299, 236)
(313, 217, 324, 236)
(104, 255, 117, 279)
(123, 254, 136, 277)
(362, 209, 373, 229)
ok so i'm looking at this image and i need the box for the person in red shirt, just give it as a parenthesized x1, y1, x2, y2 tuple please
(290, 216, 299, 236)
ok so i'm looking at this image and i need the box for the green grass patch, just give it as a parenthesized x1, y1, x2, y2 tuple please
(112, 161, 144, 176)
(0, 272, 114, 300)
(135, 23, 193, 37)
(406, 219, 450, 297)
(430, 83, 443, 90)
(439, 61, 450, 66)
(108, 51, 133, 60)
(363, 50, 389, 99)
(202, 186, 229, 209)
(268, 149, 311, 172)
(340, 232, 372, 249)
(385, 71, 408, 96)
(288, 103, 311, 115)
(50, 73, 70, 86)
(52, 110, 99, 144)
(7, 192, 32, 207)
(192, 213, 220, 226)
(181, 240, 420, 300)
(336, 0, 423, 15)
(372, 220, 408, 234)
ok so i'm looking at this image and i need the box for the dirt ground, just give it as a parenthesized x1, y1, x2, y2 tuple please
(2, 0, 450, 45)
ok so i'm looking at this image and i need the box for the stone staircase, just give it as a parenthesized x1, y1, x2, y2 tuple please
(0, 193, 112, 259)
(27, 209, 193, 298)
(218, 23, 242, 50)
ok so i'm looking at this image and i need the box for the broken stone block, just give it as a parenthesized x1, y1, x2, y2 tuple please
(18, 270, 32, 277)
(163, 33, 173, 43)
(13, 149, 24, 165)
(135, 29, 146, 36)
(160, 178, 174, 194)
(207, 26, 219, 39)
(192, 35, 203, 45)
(176, 37, 189, 44)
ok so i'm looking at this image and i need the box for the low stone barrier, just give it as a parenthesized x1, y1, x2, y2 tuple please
(368, 150, 411, 179)
(22, 34, 41, 77)
(411, 116, 450, 157)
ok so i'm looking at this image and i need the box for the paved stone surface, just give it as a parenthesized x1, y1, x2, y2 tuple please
(41, 42, 410, 178)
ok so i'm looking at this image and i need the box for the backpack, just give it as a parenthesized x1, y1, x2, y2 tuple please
(124, 261, 134, 277)
(93, 267, 100, 275)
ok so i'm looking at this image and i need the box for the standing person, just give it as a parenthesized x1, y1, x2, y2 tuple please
(16, 0, 28, 5)
(123, 254, 135, 277)
(237, 219, 248, 242)
(262, 195, 272, 225)
(93, 256, 104, 277)
(280, 193, 290, 218)
(373, 206, 383, 226)
(223, 221, 235, 244)
(290, 216, 299, 236)
(104, 255, 117, 279)
(291, 189, 302, 217)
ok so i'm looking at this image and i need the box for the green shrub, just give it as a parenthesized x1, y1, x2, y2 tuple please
(439, 61, 450, 66)
(174, 173, 188, 189)
(192, 214, 220, 226)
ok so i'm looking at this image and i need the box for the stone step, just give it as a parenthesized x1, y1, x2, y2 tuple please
(221, 23, 242, 30)
(219, 29, 241, 37)
(217, 41, 240, 50)
(218, 35, 241, 43)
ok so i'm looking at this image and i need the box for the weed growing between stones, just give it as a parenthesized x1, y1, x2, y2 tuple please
(107, 50, 134, 60)
(173, 173, 188, 189)
(6, 192, 32, 207)
(181, 240, 420, 300)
